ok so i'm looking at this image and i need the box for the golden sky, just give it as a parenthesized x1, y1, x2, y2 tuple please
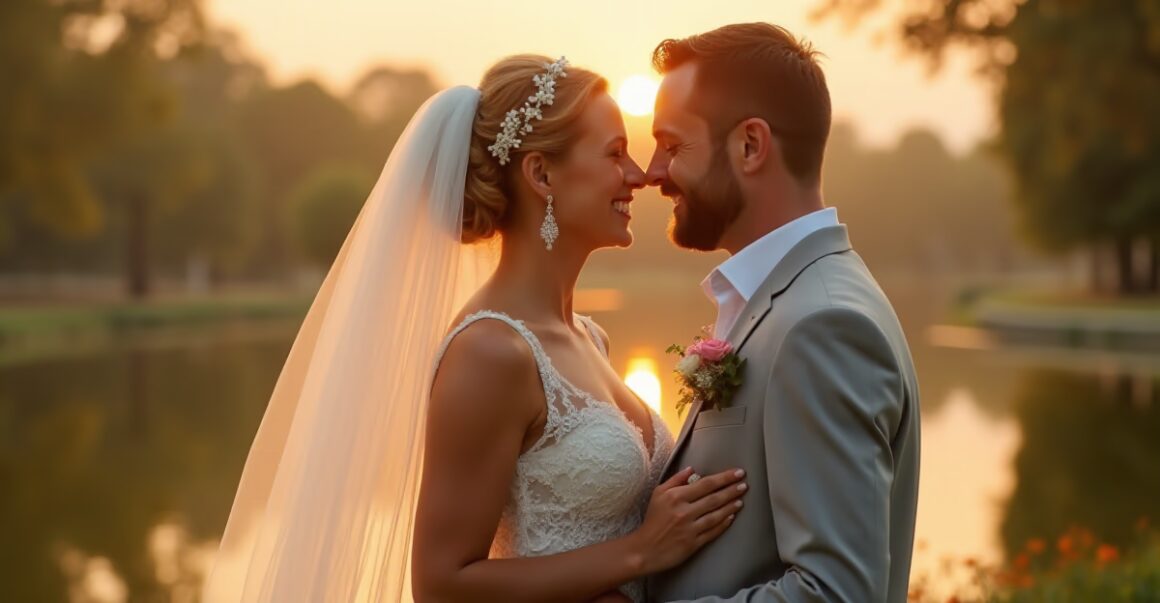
(206, 0, 994, 152)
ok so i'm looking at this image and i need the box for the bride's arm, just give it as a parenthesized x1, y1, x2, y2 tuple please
(412, 320, 746, 603)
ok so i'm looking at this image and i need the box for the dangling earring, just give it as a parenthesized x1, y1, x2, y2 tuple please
(540, 194, 559, 251)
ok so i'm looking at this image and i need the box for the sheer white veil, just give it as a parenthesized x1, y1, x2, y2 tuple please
(203, 85, 496, 602)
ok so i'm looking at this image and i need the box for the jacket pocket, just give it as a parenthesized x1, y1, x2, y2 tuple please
(692, 405, 747, 430)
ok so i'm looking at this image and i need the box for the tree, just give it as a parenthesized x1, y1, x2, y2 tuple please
(820, 122, 1021, 275)
(999, 370, 1160, 560)
(815, 0, 1160, 295)
(348, 66, 440, 165)
(289, 165, 373, 268)
(150, 35, 266, 284)
(0, 29, 266, 291)
(0, 0, 122, 241)
(235, 81, 368, 278)
(0, 0, 209, 298)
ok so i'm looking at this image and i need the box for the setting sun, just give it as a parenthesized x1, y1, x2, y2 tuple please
(615, 75, 660, 117)
(624, 357, 662, 412)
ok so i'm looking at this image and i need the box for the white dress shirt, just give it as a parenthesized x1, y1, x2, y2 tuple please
(701, 207, 840, 339)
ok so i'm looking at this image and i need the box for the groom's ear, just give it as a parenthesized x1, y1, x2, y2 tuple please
(736, 117, 774, 176)
(521, 152, 552, 198)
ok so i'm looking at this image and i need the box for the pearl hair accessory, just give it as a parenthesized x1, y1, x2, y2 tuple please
(488, 57, 569, 166)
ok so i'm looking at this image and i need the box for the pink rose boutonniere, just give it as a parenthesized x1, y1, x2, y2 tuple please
(666, 327, 747, 416)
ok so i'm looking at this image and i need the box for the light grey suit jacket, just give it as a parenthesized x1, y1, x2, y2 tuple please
(647, 225, 921, 603)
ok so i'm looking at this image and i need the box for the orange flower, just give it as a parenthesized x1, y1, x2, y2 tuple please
(1096, 544, 1120, 565)
(1026, 538, 1047, 554)
(1078, 528, 1095, 549)
(1057, 534, 1074, 555)
(1137, 517, 1151, 533)
(1013, 553, 1031, 571)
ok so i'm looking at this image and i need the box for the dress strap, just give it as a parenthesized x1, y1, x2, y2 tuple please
(434, 310, 555, 386)
(434, 310, 586, 453)
(575, 314, 608, 359)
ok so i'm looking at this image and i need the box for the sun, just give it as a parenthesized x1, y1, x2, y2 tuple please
(616, 75, 660, 117)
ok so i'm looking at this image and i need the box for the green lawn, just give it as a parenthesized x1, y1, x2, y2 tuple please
(0, 294, 310, 341)
(988, 290, 1160, 312)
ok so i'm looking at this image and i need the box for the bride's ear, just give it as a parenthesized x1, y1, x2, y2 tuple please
(735, 117, 774, 176)
(520, 152, 553, 199)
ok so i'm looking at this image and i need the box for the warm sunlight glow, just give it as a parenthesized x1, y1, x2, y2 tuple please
(574, 288, 624, 312)
(615, 75, 660, 117)
(624, 357, 662, 412)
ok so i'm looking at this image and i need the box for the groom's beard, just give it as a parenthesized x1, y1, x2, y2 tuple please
(665, 144, 743, 252)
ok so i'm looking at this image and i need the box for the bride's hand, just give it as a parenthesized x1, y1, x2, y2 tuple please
(587, 591, 633, 603)
(630, 466, 747, 574)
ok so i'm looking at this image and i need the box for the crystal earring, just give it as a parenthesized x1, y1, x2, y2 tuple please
(540, 194, 559, 250)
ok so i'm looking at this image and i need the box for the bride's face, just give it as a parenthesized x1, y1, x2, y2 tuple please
(546, 92, 645, 250)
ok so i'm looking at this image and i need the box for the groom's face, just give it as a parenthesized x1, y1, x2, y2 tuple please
(646, 63, 743, 252)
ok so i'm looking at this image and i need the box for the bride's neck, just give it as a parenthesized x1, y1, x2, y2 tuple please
(489, 231, 589, 325)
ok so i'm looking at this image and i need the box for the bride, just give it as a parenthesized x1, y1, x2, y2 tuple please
(203, 54, 747, 603)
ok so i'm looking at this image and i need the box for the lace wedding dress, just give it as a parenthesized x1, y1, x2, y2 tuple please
(433, 310, 675, 602)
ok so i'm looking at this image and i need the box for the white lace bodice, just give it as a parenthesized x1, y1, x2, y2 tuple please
(433, 310, 674, 602)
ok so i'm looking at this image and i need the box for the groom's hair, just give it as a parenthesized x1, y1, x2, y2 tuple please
(652, 23, 831, 186)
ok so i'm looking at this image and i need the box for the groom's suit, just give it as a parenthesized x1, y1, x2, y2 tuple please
(647, 220, 921, 603)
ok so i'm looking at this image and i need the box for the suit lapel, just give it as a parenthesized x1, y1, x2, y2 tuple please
(718, 225, 853, 352)
(660, 398, 702, 477)
(661, 225, 854, 478)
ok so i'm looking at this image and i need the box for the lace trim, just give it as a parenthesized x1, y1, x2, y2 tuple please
(433, 310, 658, 457)
(576, 314, 608, 358)
(433, 310, 674, 603)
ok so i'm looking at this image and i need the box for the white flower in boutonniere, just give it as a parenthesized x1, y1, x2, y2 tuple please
(675, 353, 702, 378)
(666, 326, 747, 416)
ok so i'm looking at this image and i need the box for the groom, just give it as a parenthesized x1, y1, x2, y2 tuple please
(644, 23, 921, 603)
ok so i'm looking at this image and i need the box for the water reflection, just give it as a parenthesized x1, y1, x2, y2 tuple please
(1, 289, 1158, 600)
(58, 547, 127, 603)
(999, 370, 1160, 558)
(0, 335, 291, 601)
(910, 388, 1021, 596)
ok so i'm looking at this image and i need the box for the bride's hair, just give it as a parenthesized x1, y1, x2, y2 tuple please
(462, 55, 607, 244)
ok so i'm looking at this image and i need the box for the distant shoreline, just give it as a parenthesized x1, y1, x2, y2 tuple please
(960, 290, 1160, 352)
(0, 295, 310, 366)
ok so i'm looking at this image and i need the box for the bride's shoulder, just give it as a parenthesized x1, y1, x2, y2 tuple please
(432, 315, 542, 407)
(428, 317, 545, 447)
(439, 316, 535, 371)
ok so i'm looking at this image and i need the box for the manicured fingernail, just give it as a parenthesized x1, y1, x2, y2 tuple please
(735, 500, 744, 508)
(727, 514, 735, 522)
(734, 469, 745, 478)
(737, 483, 748, 492)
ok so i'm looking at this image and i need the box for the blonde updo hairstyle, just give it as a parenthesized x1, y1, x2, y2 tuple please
(462, 55, 608, 244)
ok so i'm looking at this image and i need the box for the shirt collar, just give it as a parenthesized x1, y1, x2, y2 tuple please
(701, 207, 840, 303)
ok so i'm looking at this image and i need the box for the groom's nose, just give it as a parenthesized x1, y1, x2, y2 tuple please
(644, 147, 668, 188)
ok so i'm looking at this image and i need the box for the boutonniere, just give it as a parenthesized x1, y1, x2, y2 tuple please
(666, 327, 747, 417)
